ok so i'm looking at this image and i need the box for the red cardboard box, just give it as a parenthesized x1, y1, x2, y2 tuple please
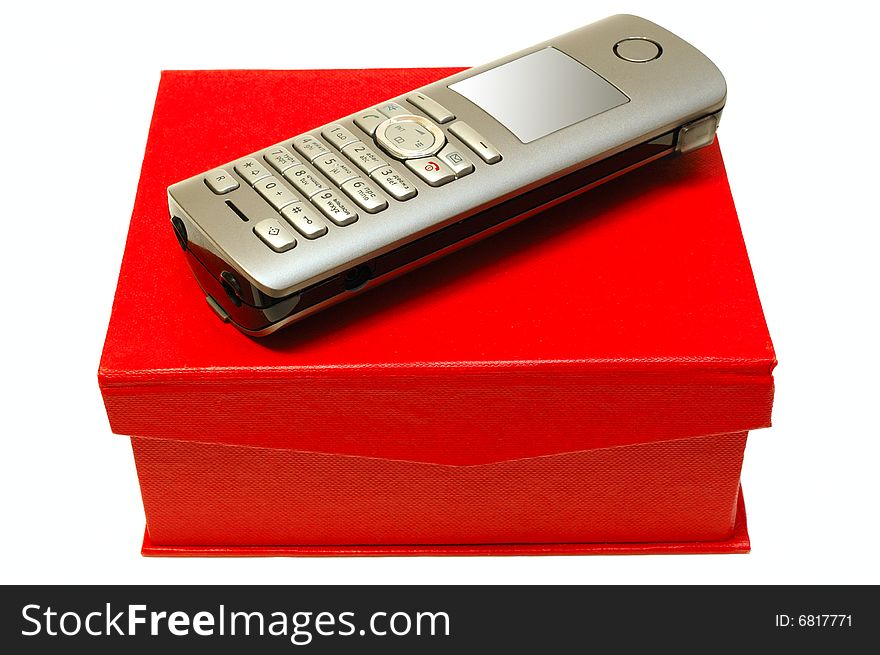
(99, 69, 775, 556)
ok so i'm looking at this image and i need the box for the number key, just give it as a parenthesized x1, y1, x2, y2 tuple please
(370, 165, 417, 201)
(283, 165, 327, 198)
(292, 135, 331, 162)
(254, 176, 299, 210)
(341, 141, 387, 174)
(264, 146, 302, 173)
(341, 178, 388, 214)
(321, 124, 360, 150)
(311, 190, 358, 226)
(313, 154, 358, 187)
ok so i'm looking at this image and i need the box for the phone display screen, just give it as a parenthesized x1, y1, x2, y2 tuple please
(449, 47, 629, 143)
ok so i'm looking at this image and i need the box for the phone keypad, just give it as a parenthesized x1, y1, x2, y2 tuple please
(225, 93, 504, 253)
(205, 168, 239, 194)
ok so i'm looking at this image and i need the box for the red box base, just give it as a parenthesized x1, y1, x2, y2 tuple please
(132, 430, 749, 549)
(141, 487, 748, 556)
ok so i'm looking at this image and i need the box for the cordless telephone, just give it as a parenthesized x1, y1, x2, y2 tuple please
(168, 15, 726, 335)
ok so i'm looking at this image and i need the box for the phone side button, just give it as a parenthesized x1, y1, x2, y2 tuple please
(206, 295, 231, 323)
(677, 115, 719, 154)
(613, 38, 662, 63)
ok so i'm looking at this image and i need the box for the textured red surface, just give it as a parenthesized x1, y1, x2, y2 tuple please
(132, 431, 747, 547)
(99, 69, 775, 553)
(142, 487, 751, 557)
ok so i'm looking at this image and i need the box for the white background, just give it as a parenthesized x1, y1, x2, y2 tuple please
(1, 1, 878, 585)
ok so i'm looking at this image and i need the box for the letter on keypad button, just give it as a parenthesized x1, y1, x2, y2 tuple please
(254, 176, 300, 210)
(405, 156, 456, 187)
(280, 203, 328, 239)
(341, 178, 388, 214)
(204, 168, 239, 194)
(342, 142, 388, 174)
(292, 135, 331, 162)
(321, 124, 360, 150)
(370, 166, 417, 201)
(283, 165, 327, 198)
(264, 146, 302, 173)
(311, 190, 358, 226)
(313, 154, 358, 187)
(235, 158, 272, 185)
(254, 218, 297, 252)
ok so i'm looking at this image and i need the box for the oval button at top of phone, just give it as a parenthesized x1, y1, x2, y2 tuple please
(613, 38, 662, 63)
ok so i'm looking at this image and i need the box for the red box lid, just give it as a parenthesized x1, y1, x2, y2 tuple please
(99, 69, 775, 466)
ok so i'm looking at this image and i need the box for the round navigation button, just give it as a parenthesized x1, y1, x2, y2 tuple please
(374, 114, 445, 160)
(387, 122, 435, 151)
(613, 38, 662, 63)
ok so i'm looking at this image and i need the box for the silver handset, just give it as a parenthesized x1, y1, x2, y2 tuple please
(168, 15, 726, 336)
